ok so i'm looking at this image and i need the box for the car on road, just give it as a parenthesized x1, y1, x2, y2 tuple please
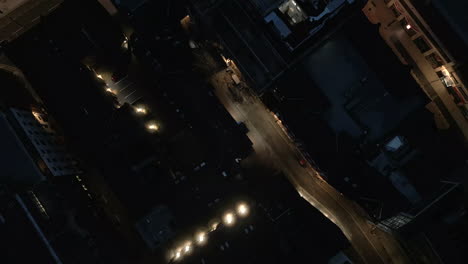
(298, 158, 307, 167)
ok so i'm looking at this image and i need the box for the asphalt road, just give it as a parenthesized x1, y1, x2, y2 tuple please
(109, 73, 142, 105)
(210, 66, 411, 264)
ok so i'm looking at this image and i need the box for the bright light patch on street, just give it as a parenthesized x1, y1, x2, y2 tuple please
(97, 74, 103, 79)
(31, 111, 45, 124)
(236, 203, 249, 217)
(135, 107, 147, 114)
(184, 242, 192, 253)
(174, 250, 181, 260)
(105, 87, 116, 94)
(196, 232, 206, 244)
(210, 221, 219, 231)
(221, 54, 233, 66)
(223, 212, 235, 226)
(146, 122, 159, 132)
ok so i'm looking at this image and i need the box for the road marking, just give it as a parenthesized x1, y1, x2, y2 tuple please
(119, 82, 133, 92)
(13, 27, 23, 35)
(129, 96, 142, 105)
(114, 75, 129, 85)
(49, 2, 61, 12)
(124, 90, 137, 99)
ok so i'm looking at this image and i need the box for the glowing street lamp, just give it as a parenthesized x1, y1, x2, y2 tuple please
(183, 242, 192, 254)
(209, 220, 219, 231)
(196, 232, 207, 245)
(174, 250, 181, 260)
(105, 87, 116, 94)
(223, 211, 236, 226)
(135, 106, 147, 114)
(146, 122, 159, 132)
(405, 24, 412, 30)
(96, 74, 103, 79)
(236, 203, 249, 217)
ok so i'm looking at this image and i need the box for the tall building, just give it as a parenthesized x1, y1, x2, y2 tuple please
(363, 0, 468, 139)
(0, 185, 63, 264)
(0, 107, 81, 184)
(191, 0, 468, 140)
(190, 0, 362, 93)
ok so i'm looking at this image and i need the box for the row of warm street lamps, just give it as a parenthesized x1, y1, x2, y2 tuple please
(96, 72, 160, 133)
(170, 202, 250, 262)
(133, 105, 159, 132)
(133, 105, 159, 131)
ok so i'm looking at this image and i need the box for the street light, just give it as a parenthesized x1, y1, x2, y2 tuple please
(135, 106, 147, 114)
(146, 122, 159, 132)
(174, 250, 181, 260)
(223, 211, 236, 226)
(105, 87, 116, 94)
(209, 220, 219, 231)
(196, 232, 207, 245)
(236, 203, 249, 217)
(31, 111, 43, 123)
(405, 24, 412, 30)
(97, 74, 103, 79)
(183, 241, 192, 254)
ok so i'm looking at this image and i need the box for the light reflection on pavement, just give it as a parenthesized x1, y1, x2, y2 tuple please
(210, 66, 411, 264)
(108, 75, 142, 105)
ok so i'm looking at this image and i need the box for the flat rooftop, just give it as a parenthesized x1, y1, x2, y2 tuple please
(0, 0, 62, 41)
(0, 0, 28, 18)
(0, 112, 45, 184)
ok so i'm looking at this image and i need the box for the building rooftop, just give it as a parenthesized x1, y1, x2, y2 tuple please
(135, 205, 174, 250)
(0, 0, 62, 41)
(0, 112, 45, 184)
(300, 14, 425, 143)
(0, 0, 29, 18)
(0, 187, 60, 263)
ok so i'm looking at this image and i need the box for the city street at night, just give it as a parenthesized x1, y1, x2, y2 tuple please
(209, 61, 410, 264)
(1, 1, 468, 264)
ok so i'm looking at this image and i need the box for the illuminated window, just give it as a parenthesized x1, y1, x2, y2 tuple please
(29, 192, 49, 219)
(400, 18, 416, 36)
